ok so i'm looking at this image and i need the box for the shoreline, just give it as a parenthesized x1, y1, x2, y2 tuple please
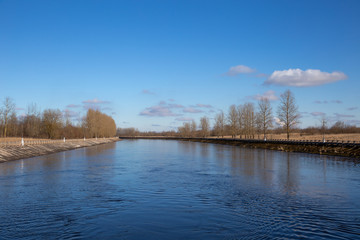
(0, 138, 120, 163)
(120, 137, 360, 159)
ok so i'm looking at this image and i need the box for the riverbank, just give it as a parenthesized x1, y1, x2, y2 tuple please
(0, 138, 120, 163)
(120, 137, 360, 158)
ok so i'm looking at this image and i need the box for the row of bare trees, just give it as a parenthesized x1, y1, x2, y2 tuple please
(177, 90, 300, 139)
(0, 97, 117, 139)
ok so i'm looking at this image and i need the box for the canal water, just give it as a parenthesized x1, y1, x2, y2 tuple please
(0, 140, 359, 239)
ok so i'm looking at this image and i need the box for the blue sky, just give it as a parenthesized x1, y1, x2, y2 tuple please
(1, 0, 359, 131)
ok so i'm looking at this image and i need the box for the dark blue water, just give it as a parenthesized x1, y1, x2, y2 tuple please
(0, 140, 359, 239)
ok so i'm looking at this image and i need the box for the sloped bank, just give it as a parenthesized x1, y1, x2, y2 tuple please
(120, 137, 360, 159)
(0, 138, 119, 163)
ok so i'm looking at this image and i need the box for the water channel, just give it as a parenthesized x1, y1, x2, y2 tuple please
(0, 140, 359, 239)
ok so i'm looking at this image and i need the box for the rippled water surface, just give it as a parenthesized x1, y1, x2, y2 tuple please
(1, 140, 360, 239)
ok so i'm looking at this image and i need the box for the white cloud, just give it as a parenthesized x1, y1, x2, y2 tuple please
(139, 105, 179, 117)
(225, 65, 255, 76)
(249, 90, 278, 101)
(265, 69, 347, 87)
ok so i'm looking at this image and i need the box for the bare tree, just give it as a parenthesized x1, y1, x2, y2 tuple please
(42, 109, 63, 139)
(24, 103, 41, 138)
(178, 122, 191, 137)
(191, 120, 197, 137)
(258, 98, 273, 139)
(237, 105, 244, 138)
(242, 102, 256, 139)
(200, 116, 210, 137)
(1, 97, 16, 137)
(228, 105, 238, 138)
(214, 111, 225, 138)
(277, 90, 300, 140)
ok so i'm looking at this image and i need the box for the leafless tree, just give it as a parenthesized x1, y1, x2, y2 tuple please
(237, 105, 244, 138)
(242, 102, 256, 139)
(42, 109, 63, 139)
(178, 122, 191, 137)
(258, 98, 273, 139)
(24, 103, 41, 138)
(1, 97, 16, 137)
(191, 120, 197, 137)
(200, 116, 210, 137)
(228, 105, 238, 138)
(277, 90, 300, 140)
(214, 111, 225, 138)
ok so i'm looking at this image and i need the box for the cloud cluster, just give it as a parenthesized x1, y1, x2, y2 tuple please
(225, 65, 255, 76)
(265, 69, 347, 87)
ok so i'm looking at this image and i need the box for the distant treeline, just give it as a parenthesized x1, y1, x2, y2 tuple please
(118, 90, 360, 138)
(0, 97, 116, 139)
(117, 121, 360, 138)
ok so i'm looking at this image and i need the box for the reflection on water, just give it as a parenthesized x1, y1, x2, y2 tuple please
(0, 140, 359, 239)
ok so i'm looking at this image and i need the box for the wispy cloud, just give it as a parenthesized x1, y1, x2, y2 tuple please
(225, 65, 256, 76)
(175, 117, 194, 121)
(347, 107, 358, 111)
(248, 90, 278, 101)
(140, 105, 179, 117)
(334, 113, 355, 118)
(66, 104, 81, 108)
(168, 104, 184, 108)
(183, 107, 203, 113)
(82, 98, 111, 111)
(196, 104, 213, 108)
(265, 69, 347, 87)
(63, 109, 80, 119)
(140, 101, 182, 117)
(313, 100, 328, 104)
(256, 73, 268, 78)
(82, 98, 110, 104)
(142, 89, 156, 95)
(313, 100, 342, 104)
(311, 112, 326, 117)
